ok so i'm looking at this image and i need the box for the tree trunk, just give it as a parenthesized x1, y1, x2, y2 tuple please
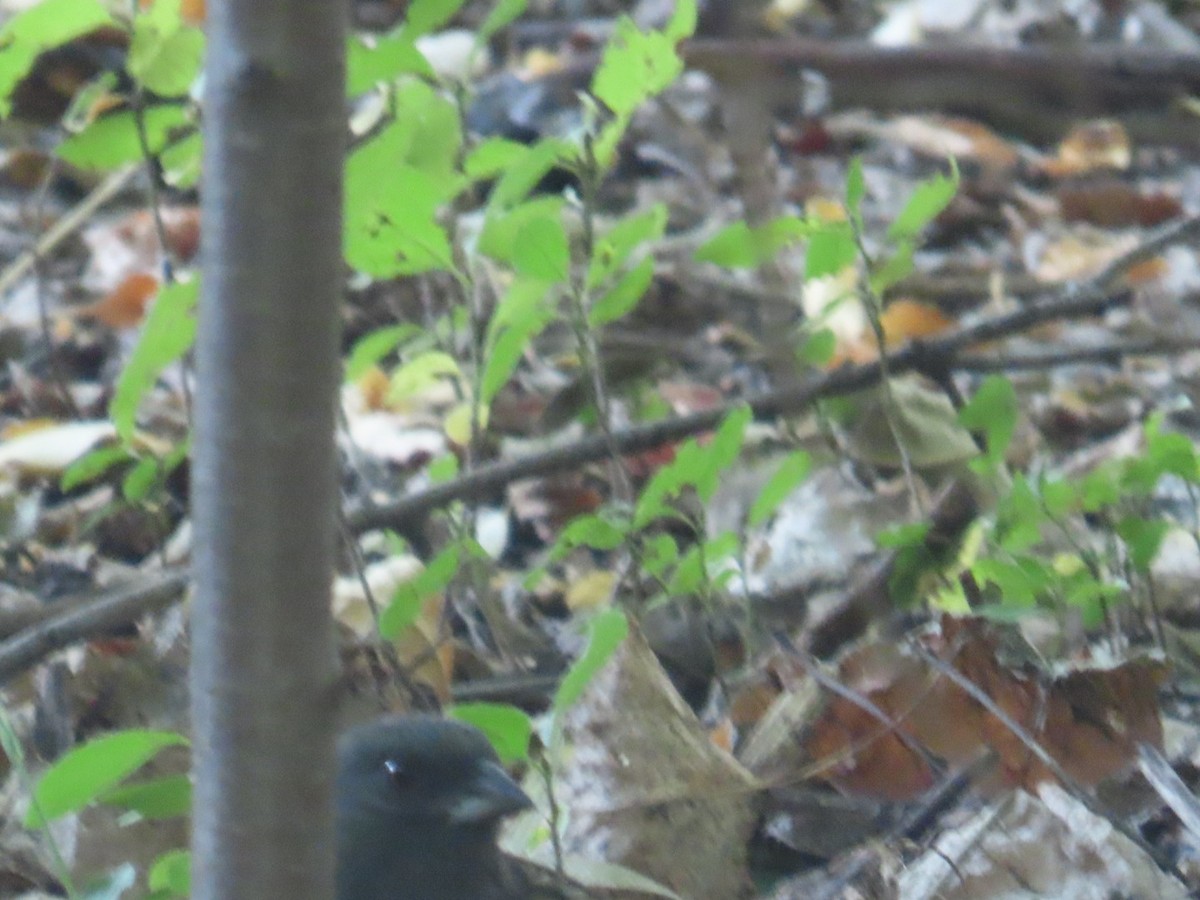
(191, 1, 347, 896)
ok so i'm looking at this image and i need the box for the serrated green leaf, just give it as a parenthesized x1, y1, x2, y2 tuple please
(592, 19, 683, 118)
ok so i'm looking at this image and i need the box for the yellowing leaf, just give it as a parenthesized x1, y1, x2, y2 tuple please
(565, 569, 617, 611)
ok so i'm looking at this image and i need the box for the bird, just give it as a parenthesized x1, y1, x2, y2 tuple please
(335, 714, 539, 900)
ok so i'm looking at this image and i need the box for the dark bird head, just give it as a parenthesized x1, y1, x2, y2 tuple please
(336, 715, 533, 900)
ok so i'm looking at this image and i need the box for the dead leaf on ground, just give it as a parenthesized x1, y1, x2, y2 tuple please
(556, 625, 759, 899)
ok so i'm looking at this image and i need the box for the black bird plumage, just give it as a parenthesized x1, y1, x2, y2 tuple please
(335, 715, 536, 900)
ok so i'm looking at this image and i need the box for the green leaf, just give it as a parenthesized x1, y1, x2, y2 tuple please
(589, 256, 653, 326)
(667, 545, 703, 594)
(554, 608, 628, 715)
(448, 703, 532, 764)
(995, 476, 1043, 552)
(592, 19, 684, 119)
(479, 196, 565, 266)
(972, 556, 1048, 608)
(477, 0, 529, 43)
(1080, 464, 1121, 511)
(148, 850, 190, 897)
(633, 442, 699, 529)
(127, 0, 205, 97)
(1040, 478, 1078, 519)
(1116, 517, 1170, 572)
(748, 451, 811, 526)
(59, 106, 190, 170)
(844, 156, 865, 220)
(380, 544, 460, 638)
(344, 96, 464, 275)
(640, 532, 678, 578)
(958, 375, 1017, 464)
(122, 455, 159, 503)
(877, 522, 930, 549)
(512, 214, 569, 281)
(697, 405, 750, 501)
(403, 0, 468, 37)
(111, 279, 198, 444)
(664, 0, 698, 41)
(487, 138, 570, 212)
(799, 327, 836, 366)
(102, 773, 192, 819)
(887, 160, 959, 242)
(62, 444, 131, 492)
(28, 730, 188, 828)
(427, 453, 458, 482)
(481, 279, 553, 404)
(464, 137, 528, 181)
(695, 216, 811, 269)
(867, 245, 914, 295)
(559, 513, 627, 552)
(388, 350, 460, 400)
(589, 204, 667, 287)
(805, 224, 857, 280)
(0, 0, 114, 118)
(159, 130, 202, 188)
(345, 325, 420, 381)
(347, 33, 433, 93)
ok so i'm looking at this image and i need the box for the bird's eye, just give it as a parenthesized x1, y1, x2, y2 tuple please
(383, 757, 409, 787)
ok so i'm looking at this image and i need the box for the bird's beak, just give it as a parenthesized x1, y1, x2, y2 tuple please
(448, 760, 533, 825)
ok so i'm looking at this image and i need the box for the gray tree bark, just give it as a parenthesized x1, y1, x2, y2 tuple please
(190, 1, 347, 896)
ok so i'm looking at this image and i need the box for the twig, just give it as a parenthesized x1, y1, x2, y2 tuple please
(0, 572, 187, 683)
(0, 164, 140, 299)
(350, 211, 1200, 535)
(952, 337, 1200, 372)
